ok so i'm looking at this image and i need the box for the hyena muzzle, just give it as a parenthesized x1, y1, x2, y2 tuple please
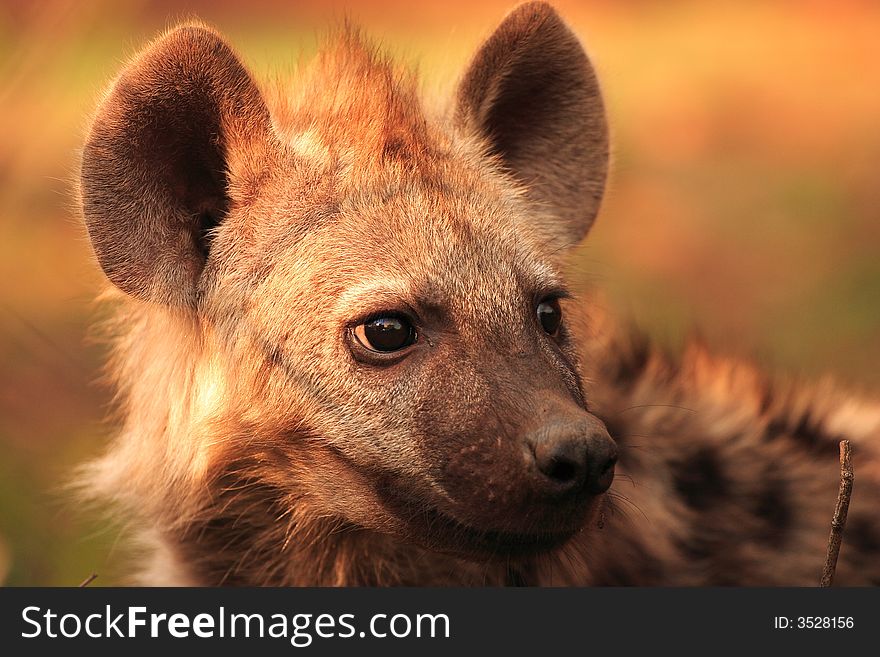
(77, 2, 880, 585)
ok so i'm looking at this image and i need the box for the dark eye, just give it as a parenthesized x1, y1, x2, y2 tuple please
(537, 299, 562, 336)
(353, 316, 417, 353)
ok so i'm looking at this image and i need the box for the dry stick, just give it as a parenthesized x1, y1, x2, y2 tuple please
(78, 573, 98, 588)
(819, 440, 853, 587)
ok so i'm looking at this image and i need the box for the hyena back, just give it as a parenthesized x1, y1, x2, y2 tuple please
(78, 2, 880, 585)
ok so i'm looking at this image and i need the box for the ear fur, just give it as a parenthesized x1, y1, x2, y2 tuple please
(80, 24, 273, 306)
(455, 2, 609, 248)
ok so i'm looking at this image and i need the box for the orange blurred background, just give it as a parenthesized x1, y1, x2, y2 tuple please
(1, 0, 878, 585)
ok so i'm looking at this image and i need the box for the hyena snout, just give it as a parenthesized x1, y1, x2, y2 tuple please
(529, 418, 618, 499)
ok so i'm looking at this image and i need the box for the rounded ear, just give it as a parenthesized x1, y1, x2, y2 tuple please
(455, 2, 609, 249)
(80, 25, 274, 306)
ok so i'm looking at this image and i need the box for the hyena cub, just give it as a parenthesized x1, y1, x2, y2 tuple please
(79, 2, 880, 585)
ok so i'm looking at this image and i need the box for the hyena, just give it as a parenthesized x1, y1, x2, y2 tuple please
(78, 2, 880, 585)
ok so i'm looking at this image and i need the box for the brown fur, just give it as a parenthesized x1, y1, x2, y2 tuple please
(78, 3, 880, 586)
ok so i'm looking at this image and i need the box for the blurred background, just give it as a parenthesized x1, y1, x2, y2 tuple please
(0, 0, 878, 585)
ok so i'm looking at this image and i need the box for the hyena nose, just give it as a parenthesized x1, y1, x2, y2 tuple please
(532, 422, 618, 497)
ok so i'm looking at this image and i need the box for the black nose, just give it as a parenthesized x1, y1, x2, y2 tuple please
(531, 421, 617, 497)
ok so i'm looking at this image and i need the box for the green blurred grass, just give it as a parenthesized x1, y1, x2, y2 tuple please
(1, 0, 878, 585)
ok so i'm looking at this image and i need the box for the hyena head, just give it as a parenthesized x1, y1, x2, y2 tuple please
(80, 2, 614, 565)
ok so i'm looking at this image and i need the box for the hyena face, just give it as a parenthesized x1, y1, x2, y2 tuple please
(81, 3, 613, 560)
(229, 176, 617, 557)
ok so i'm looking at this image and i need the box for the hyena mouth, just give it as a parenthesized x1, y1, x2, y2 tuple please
(375, 479, 592, 559)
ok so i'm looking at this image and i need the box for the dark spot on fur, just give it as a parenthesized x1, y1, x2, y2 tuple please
(177, 463, 290, 586)
(677, 534, 714, 561)
(607, 332, 650, 388)
(764, 413, 840, 456)
(757, 386, 774, 415)
(504, 566, 529, 587)
(846, 516, 880, 554)
(676, 534, 748, 584)
(753, 474, 793, 547)
(763, 420, 785, 441)
(382, 136, 407, 161)
(265, 342, 284, 368)
(672, 447, 729, 511)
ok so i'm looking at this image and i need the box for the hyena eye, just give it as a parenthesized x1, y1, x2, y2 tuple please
(537, 299, 562, 336)
(354, 316, 417, 353)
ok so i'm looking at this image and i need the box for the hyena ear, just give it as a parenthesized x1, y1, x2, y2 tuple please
(80, 25, 273, 306)
(455, 2, 608, 248)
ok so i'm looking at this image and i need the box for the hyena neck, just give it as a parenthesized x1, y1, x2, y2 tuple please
(163, 513, 515, 587)
(156, 458, 498, 586)
(155, 478, 602, 586)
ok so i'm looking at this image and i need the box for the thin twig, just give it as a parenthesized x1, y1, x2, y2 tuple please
(820, 440, 853, 587)
(78, 573, 98, 588)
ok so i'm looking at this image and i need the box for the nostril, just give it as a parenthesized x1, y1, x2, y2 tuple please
(589, 452, 617, 495)
(543, 455, 578, 483)
(534, 439, 587, 489)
